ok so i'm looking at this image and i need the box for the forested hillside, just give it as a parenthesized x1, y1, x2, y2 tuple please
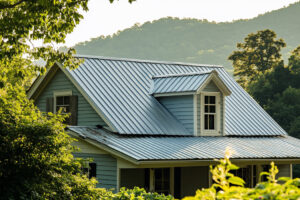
(74, 1, 300, 71)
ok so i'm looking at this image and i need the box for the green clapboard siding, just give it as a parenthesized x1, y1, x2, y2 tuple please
(158, 95, 194, 134)
(74, 153, 117, 190)
(35, 69, 107, 126)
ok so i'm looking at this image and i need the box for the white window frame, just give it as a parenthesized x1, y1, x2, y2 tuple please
(200, 92, 221, 136)
(53, 90, 72, 114)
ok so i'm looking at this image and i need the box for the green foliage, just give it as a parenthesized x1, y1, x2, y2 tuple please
(0, 0, 90, 89)
(228, 29, 286, 88)
(183, 150, 300, 200)
(100, 187, 174, 200)
(0, 85, 104, 199)
(73, 2, 300, 72)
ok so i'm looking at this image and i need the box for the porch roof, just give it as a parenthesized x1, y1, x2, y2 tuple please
(68, 126, 300, 162)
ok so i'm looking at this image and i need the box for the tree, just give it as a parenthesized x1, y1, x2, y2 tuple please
(228, 29, 286, 89)
(0, 0, 132, 198)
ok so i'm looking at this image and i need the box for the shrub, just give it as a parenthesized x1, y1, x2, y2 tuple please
(183, 150, 300, 200)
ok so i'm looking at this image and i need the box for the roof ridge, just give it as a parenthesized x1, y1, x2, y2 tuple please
(152, 71, 212, 79)
(74, 54, 224, 68)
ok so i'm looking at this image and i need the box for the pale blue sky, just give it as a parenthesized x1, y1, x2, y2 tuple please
(63, 0, 299, 47)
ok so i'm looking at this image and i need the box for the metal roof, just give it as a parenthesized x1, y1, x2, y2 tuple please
(61, 55, 286, 136)
(151, 72, 210, 95)
(69, 127, 300, 161)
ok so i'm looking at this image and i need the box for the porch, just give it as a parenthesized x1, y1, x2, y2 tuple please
(119, 164, 291, 199)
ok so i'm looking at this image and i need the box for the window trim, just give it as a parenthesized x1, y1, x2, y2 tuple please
(53, 90, 72, 114)
(200, 92, 221, 136)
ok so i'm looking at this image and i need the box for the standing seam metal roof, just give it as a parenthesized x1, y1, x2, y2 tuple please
(65, 55, 286, 136)
(69, 127, 299, 161)
(151, 72, 210, 95)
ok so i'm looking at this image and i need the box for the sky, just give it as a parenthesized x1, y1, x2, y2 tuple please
(63, 0, 299, 47)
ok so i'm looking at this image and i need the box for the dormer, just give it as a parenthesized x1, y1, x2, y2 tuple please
(151, 70, 231, 136)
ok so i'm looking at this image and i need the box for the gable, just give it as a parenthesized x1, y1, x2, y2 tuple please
(202, 81, 220, 92)
(35, 68, 107, 127)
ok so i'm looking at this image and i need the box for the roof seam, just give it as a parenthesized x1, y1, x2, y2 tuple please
(152, 71, 211, 79)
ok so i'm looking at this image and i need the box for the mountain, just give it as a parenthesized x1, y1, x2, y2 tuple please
(73, 2, 300, 72)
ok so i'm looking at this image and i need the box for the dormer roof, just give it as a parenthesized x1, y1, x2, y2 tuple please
(150, 70, 231, 97)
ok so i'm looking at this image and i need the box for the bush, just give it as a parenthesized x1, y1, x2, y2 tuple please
(183, 150, 300, 200)
(100, 187, 174, 200)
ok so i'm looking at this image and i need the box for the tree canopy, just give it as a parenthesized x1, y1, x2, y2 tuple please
(0, 0, 129, 198)
(228, 29, 286, 89)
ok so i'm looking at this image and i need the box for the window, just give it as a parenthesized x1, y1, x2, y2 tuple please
(200, 92, 220, 136)
(50, 90, 78, 125)
(231, 165, 257, 187)
(155, 168, 170, 195)
(82, 162, 97, 179)
(204, 96, 216, 130)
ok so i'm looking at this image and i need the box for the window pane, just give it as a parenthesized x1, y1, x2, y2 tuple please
(209, 106, 215, 113)
(56, 96, 63, 105)
(210, 96, 216, 104)
(209, 115, 215, 129)
(205, 114, 208, 129)
(205, 96, 209, 104)
(64, 96, 70, 104)
(89, 163, 97, 179)
(205, 105, 209, 113)
(65, 106, 70, 113)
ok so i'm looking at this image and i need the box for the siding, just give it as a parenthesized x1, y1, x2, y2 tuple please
(203, 81, 220, 92)
(35, 69, 107, 126)
(74, 153, 117, 189)
(158, 96, 194, 134)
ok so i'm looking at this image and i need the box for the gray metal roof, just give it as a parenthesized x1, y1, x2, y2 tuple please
(69, 127, 300, 161)
(64, 55, 286, 136)
(151, 72, 210, 95)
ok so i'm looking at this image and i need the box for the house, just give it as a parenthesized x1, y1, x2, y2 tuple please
(27, 55, 300, 198)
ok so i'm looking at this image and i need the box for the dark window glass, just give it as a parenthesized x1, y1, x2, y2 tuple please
(56, 96, 71, 124)
(232, 166, 251, 187)
(209, 106, 215, 113)
(205, 115, 208, 129)
(89, 163, 97, 179)
(209, 115, 215, 129)
(155, 168, 170, 195)
(56, 96, 64, 105)
(204, 95, 216, 130)
(205, 105, 209, 112)
(82, 162, 97, 179)
(205, 96, 209, 104)
(210, 96, 216, 104)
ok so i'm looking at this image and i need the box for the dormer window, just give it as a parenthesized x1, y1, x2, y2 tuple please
(204, 95, 216, 130)
(150, 70, 231, 136)
(201, 92, 220, 136)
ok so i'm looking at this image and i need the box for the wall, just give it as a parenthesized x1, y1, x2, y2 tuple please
(180, 166, 209, 197)
(158, 95, 194, 134)
(74, 153, 117, 190)
(277, 164, 292, 178)
(35, 69, 107, 126)
(120, 169, 147, 189)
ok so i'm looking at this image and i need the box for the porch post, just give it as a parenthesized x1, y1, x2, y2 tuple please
(149, 168, 155, 192)
(170, 167, 174, 196)
(208, 166, 212, 187)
